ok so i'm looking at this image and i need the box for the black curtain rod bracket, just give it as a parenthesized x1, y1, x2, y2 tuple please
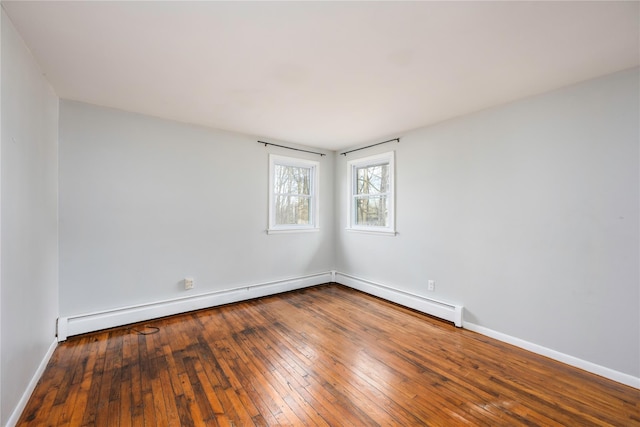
(340, 138, 399, 156)
(258, 141, 325, 157)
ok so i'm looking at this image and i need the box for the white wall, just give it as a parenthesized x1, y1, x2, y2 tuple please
(336, 68, 640, 378)
(1, 9, 59, 426)
(59, 101, 335, 317)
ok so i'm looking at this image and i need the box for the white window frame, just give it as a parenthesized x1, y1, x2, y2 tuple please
(346, 151, 396, 235)
(268, 154, 319, 234)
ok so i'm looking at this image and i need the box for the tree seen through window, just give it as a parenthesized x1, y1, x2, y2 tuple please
(355, 163, 389, 227)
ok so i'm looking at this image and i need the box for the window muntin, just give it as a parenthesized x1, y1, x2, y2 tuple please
(347, 152, 395, 234)
(269, 155, 319, 232)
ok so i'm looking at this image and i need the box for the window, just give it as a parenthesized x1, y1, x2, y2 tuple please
(268, 155, 319, 233)
(347, 151, 395, 235)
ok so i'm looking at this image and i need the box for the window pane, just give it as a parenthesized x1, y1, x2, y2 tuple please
(347, 151, 394, 233)
(355, 196, 387, 227)
(275, 195, 311, 225)
(356, 163, 389, 195)
(274, 165, 311, 196)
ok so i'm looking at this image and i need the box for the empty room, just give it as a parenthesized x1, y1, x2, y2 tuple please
(1, 1, 639, 425)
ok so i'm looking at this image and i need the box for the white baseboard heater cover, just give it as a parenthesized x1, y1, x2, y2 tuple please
(57, 272, 333, 341)
(335, 272, 463, 327)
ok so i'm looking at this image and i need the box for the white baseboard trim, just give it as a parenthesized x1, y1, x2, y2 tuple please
(6, 338, 58, 427)
(463, 322, 640, 389)
(335, 272, 464, 327)
(334, 272, 638, 389)
(57, 272, 332, 341)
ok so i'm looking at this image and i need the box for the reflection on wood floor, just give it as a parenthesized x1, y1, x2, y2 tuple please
(18, 284, 640, 426)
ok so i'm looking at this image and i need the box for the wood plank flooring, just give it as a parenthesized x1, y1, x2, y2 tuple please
(18, 284, 640, 426)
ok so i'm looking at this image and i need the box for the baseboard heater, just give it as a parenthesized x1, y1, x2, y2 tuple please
(57, 272, 462, 341)
(335, 272, 463, 327)
(57, 272, 333, 341)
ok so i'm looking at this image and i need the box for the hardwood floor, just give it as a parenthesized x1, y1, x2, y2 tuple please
(18, 284, 640, 426)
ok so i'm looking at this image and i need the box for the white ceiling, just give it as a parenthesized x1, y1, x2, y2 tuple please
(3, 1, 639, 151)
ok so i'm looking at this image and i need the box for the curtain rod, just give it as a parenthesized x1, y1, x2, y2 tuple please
(258, 141, 325, 157)
(340, 138, 399, 156)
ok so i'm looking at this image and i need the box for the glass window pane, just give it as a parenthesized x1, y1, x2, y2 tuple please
(355, 196, 388, 227)
(356, 163, 389, 195)
(274, 165, 311, 196)
(275, 195, 311, 225)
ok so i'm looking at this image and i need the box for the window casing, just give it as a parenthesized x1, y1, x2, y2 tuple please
(268, 155, 319, 233)
(347, 151, 395, 235)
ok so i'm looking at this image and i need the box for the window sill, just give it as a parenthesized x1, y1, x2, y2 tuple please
(345, 228, 397, 236)
(267, 228, 320, 235)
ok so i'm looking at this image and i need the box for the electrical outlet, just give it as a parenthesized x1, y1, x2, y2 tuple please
(184, 277, 194, 290)
(427, 280, 435, 291)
